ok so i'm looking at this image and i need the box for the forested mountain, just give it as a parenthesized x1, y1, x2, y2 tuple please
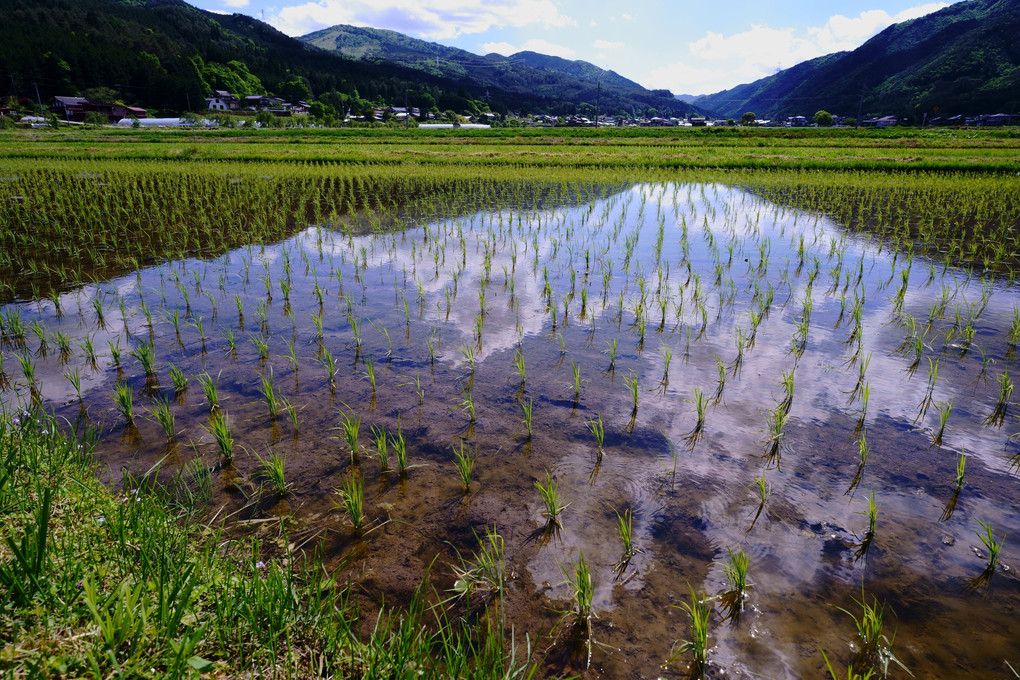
(302, 24, 698, 118)
(692, 0, 1020, 120)
(0, 0, 700, 118)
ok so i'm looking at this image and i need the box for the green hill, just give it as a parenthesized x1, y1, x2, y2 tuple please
(301, 24, 701, 118)
(693, 0, 1020, 121)
(0, 0, 698, 119)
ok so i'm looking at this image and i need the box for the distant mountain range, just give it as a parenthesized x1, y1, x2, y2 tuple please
(0, 0, 699, 119)
(1, 0, 1014, 123)
(301, 24, 699, 118)
(689, 0, 1020, 121)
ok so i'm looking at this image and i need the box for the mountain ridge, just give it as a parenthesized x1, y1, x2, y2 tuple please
(300, 23, 701, 118)
(693, 0, 1020, 120)
(0, 0, 701, 119)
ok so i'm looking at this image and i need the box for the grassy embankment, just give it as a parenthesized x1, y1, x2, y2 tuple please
(0, 410, 533, 678)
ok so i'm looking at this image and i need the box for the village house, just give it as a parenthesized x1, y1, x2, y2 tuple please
(205, 90, 240, 111)
(51, 96, 147, 122)
(51, 96, 88, 120)
(862, 115, 899, 127)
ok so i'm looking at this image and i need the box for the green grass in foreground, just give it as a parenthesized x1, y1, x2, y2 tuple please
(0, 408, 538, 678)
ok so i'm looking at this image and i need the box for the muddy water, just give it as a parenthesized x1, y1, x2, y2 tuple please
(3, 180, 1019, 678)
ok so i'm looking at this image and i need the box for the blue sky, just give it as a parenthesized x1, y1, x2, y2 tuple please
(190, 0, 962, 95)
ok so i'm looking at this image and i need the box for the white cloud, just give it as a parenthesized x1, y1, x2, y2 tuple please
(593, 39, 624, 49)
(481, 41, 518, 55)
(269, 0, 575, 39)
(621, 13, 632, 20)
(652, 2, 949, 95)
(482, 38, 576, 58)
(219, 0, 249, 7)
(647, 61, 749, 98)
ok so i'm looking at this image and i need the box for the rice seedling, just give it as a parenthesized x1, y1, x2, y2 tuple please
(362, 355, 377, 393)
(851, 383, 870, 443)
(426, 329, 437, 365)
(570, 361, 583, 401)
(336, 470, 365, 534)
(112, 381, 134, 426)
(168, 364, 188, 393)
(371, 425, 389, 471)
(459, 343, 476, 371)
(258, 368, 281, 420)
(975, 518, 1005, 572)
(521, 398, 534, 439)
(2, 308, 25, 342)
(623, 372, 639, 415)
(80, 335, 98, 366)
(513, 348, 526, 386)
(192, 315, 208, 351)
(320, 348, 338, 388)
(206, 411, 234, 463)
(778, 369, 795, 414)
(27, 319, 46, 350)
(560, 551, 595, 666)
(450, 527, 506, 604)
(253, 447, 289, 498)
(150, 395, 176, 443)
(90, 295, 106, 326)
(748, 469, 771, 531)
(985, 369, 1013, 427)
(604, 338, 617, 374)
(104, 338, 120, 368)
(719, 546, 751, 619)
(587, 413, 606, 457)
(616, 507, 637, 558)
(53, 330, 72, 358)
(309, 311, 324, 343)
(723, 546, 750, 596)
(459, 385, 477, 422)
(710, 354, 727, 403)
(349, 314, 363, 350)
(534, 470, 568, 527)
(915, 358, 940, 424)
(221, 327, 237, 355)
(338, 410, 361, 464)
(390, 422, 408, 476)
(853, 490, 878, 562)
(166, 306, 182, 337)
(453, 439, 476, 493)
(683, 388, 708, 449)
(658, 345, 672, 391)
(666, 584, 710, 679)
(196, 372, 220, 412)
(250, 333, 271, 363)
(955, 449, 967, 487)
(833, 590, 908, 678)
(762, 401, 788, 468)
(931, 400, 952, 449)
(63, 366, 83, 402)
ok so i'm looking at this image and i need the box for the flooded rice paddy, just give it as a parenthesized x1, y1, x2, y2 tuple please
(2, 173, 1020, 678)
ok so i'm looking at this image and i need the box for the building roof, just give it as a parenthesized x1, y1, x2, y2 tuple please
(53, 96, 88, 107)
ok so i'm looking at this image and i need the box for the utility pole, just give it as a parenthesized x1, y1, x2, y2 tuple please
(33, 82, 43, 114)
(595, 79, 600, 128)
(404, 88, 409, 129)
